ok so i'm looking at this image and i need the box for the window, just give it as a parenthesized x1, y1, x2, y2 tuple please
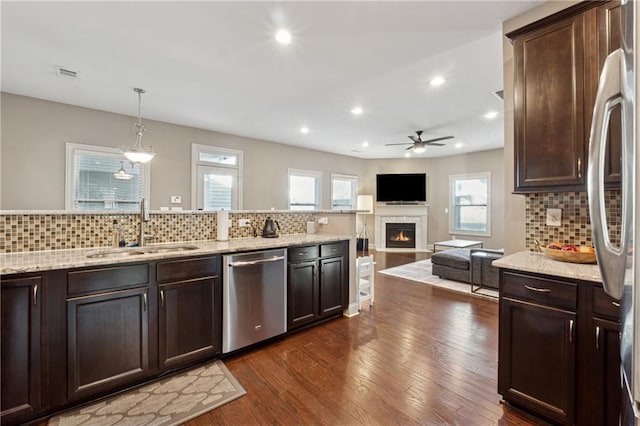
(288, 169, 322, 210)
(331, 173, 357, 210)
(65, 143, 150, 211)
(449, 172, 491, 236)
(192, 144, 243, 211)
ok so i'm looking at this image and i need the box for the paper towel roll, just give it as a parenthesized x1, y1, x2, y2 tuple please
(217, 211, 229, 241)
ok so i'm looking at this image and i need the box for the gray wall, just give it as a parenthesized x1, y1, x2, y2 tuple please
(1, 92, 366, 210)
(364, 149, 505, 249)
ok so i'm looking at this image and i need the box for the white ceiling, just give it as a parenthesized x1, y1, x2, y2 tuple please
(1, 1, 542, 159)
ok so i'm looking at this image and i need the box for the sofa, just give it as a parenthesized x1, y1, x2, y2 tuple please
(431, 248, 504, 289)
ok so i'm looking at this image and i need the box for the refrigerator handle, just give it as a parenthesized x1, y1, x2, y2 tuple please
(587, 48, 631, 300)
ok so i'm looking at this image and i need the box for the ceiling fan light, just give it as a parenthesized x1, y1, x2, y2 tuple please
(413, 146, 426, 154)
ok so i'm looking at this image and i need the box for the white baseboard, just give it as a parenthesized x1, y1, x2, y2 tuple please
(343, 302, 360, 317)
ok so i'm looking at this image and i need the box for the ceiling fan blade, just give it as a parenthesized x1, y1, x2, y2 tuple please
(423, 135, 454, 143)
(425, 143, 445, 146)
(408, 135, 420, 143)
(405, 145, 415, 151)
(385, 142, 412, 146)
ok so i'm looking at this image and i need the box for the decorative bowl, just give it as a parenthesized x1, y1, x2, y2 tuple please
(540, 247, 597, 264)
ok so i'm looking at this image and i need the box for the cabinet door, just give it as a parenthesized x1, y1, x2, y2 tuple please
(319, 257, 344, 317)
(499, 298, 576, 424)
(67, 287, 150, 401)
(159, 277, 221, 370)
(513, 12, 586, 191)
(287, 260, 318, 330)
(592, 317, 621, 426)
(596, 0, 622, 186)
(1, 276, 42, 422)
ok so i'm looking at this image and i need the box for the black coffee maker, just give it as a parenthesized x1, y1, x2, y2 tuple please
(262, 217, 280, 238)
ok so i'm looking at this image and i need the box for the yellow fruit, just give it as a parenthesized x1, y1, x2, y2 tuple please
(578, 245, 595, 254)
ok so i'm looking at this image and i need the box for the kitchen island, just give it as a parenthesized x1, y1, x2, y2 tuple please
(494, 251, 620, 425)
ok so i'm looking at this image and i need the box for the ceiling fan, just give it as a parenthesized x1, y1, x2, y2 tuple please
(385, 130, 454, 153)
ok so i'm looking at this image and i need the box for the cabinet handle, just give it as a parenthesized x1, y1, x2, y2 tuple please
(577, 158, 582, 179)
(524, 285, 551, 293)
(569, 319, 574, 343)
(612, 301, 620, 307)
(160, 290, 165, 307)
(33, 284, 38, 306)
(143, 293, 148, 312)
(596, 326, 601, 350)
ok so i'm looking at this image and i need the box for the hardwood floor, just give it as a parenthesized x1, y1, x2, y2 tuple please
(187, 251, 544, 426)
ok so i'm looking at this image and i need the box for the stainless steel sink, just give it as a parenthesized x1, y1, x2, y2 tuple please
(142, 244, 200, 253)
(86, 248, 146, 259)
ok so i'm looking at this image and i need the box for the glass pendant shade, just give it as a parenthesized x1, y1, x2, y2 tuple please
(113, 161, 134, 180)
(122, 88, 155, 163)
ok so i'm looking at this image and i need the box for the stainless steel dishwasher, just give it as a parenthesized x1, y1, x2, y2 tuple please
(222, 248, 287, 353)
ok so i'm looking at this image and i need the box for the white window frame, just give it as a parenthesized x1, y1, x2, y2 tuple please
(448, 172, 491, 237)
(288, 168, 322, 210)
(65, 143, 151, 211)
(191, 144, 243, 210)
(330, 173, 358, 210)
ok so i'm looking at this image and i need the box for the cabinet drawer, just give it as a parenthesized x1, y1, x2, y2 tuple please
(68, 264, 149, 295)
(289, 245, 318, 262)
(593, 286, 621, 320)
(502, 272, 577, 311)
(156, 256, 218, 282)
(320, 242, 344, 257)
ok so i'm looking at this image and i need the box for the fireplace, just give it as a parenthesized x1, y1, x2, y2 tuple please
(385, 223, 416, 249)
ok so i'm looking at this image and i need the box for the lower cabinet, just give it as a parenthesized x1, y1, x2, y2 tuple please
(287, 241, 348, 331)
(499, 270, 621, 425)
(67, 286, 151, 401)
(0, 276, 42, 424)
(159, 277, 221, 370)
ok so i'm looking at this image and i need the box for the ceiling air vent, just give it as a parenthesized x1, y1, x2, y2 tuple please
(56, 66, 79, 79)
(493, 89, 504, 101)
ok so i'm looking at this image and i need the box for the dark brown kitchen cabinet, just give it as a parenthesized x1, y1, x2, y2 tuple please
(499, 270, 622, 425)
(67, 286, 151, 401)
(508, 1, 620, 193)
(499, 297, 576, 424)
(0, 276, 42, 424)
(157, 256, 221, 371)
(287, 241, 348, 331)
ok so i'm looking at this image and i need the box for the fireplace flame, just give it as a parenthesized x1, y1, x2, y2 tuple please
(392, 230, 411, 242)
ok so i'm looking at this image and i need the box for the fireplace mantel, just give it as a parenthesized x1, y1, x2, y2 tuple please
(374, 204, 428, 252)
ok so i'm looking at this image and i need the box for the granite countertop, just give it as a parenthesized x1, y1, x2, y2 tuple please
(493, 251, 602, 283)
(0, 233, 354, 275)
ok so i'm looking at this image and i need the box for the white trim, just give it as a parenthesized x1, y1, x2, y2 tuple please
(330, 173, 358, 211)
(191, 144, 243, 210)
(65, 142, 150, 210)
(288, 168, 322, 210)
(448, 171, 491, 237)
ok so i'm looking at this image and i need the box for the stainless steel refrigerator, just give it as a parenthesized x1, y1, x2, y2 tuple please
(588, 0, 638, 423)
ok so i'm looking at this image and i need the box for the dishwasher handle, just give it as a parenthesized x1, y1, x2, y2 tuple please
(228, 255, 285, 267)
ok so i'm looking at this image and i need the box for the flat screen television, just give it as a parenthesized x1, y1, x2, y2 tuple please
(376, 173, 427, 203)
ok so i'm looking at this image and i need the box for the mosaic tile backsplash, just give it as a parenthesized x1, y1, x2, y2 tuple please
(1, 211, 316, 253)
(524, 191, 621, 251)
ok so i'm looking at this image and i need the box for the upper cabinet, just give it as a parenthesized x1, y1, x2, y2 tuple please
(508, 1, 621, 193)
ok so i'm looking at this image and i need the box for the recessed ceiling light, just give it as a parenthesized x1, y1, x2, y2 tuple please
(484, 111, 499, 119)
(300, 126, 309, 134)
(455, 143, 463, 149)
(361, 141, 369, 147)
(430, 76, 446, 86)
(351, 106, 363, 116)
(404, 152, 411, 158)
(275, 29, 292, 45)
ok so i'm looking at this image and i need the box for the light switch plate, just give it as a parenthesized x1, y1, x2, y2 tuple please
(170, 195, 182, 204)
(546, 208, 562, 227)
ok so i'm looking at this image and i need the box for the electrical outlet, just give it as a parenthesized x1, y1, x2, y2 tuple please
(318, 217, 329, 225)
(170, 195, 182, 204)
(546, 208, 562, 226)
(238, 219, 251, 227)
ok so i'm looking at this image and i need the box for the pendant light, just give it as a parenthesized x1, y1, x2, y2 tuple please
(123, 88, 155, 163)
(113, 161, 134, 180)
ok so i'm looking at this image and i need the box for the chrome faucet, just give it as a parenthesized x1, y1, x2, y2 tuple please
(138, 198, 155, 247)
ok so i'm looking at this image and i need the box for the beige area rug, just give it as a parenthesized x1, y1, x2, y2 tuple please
(378, 259, 498, 301)
(49, 360, 245, 426)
